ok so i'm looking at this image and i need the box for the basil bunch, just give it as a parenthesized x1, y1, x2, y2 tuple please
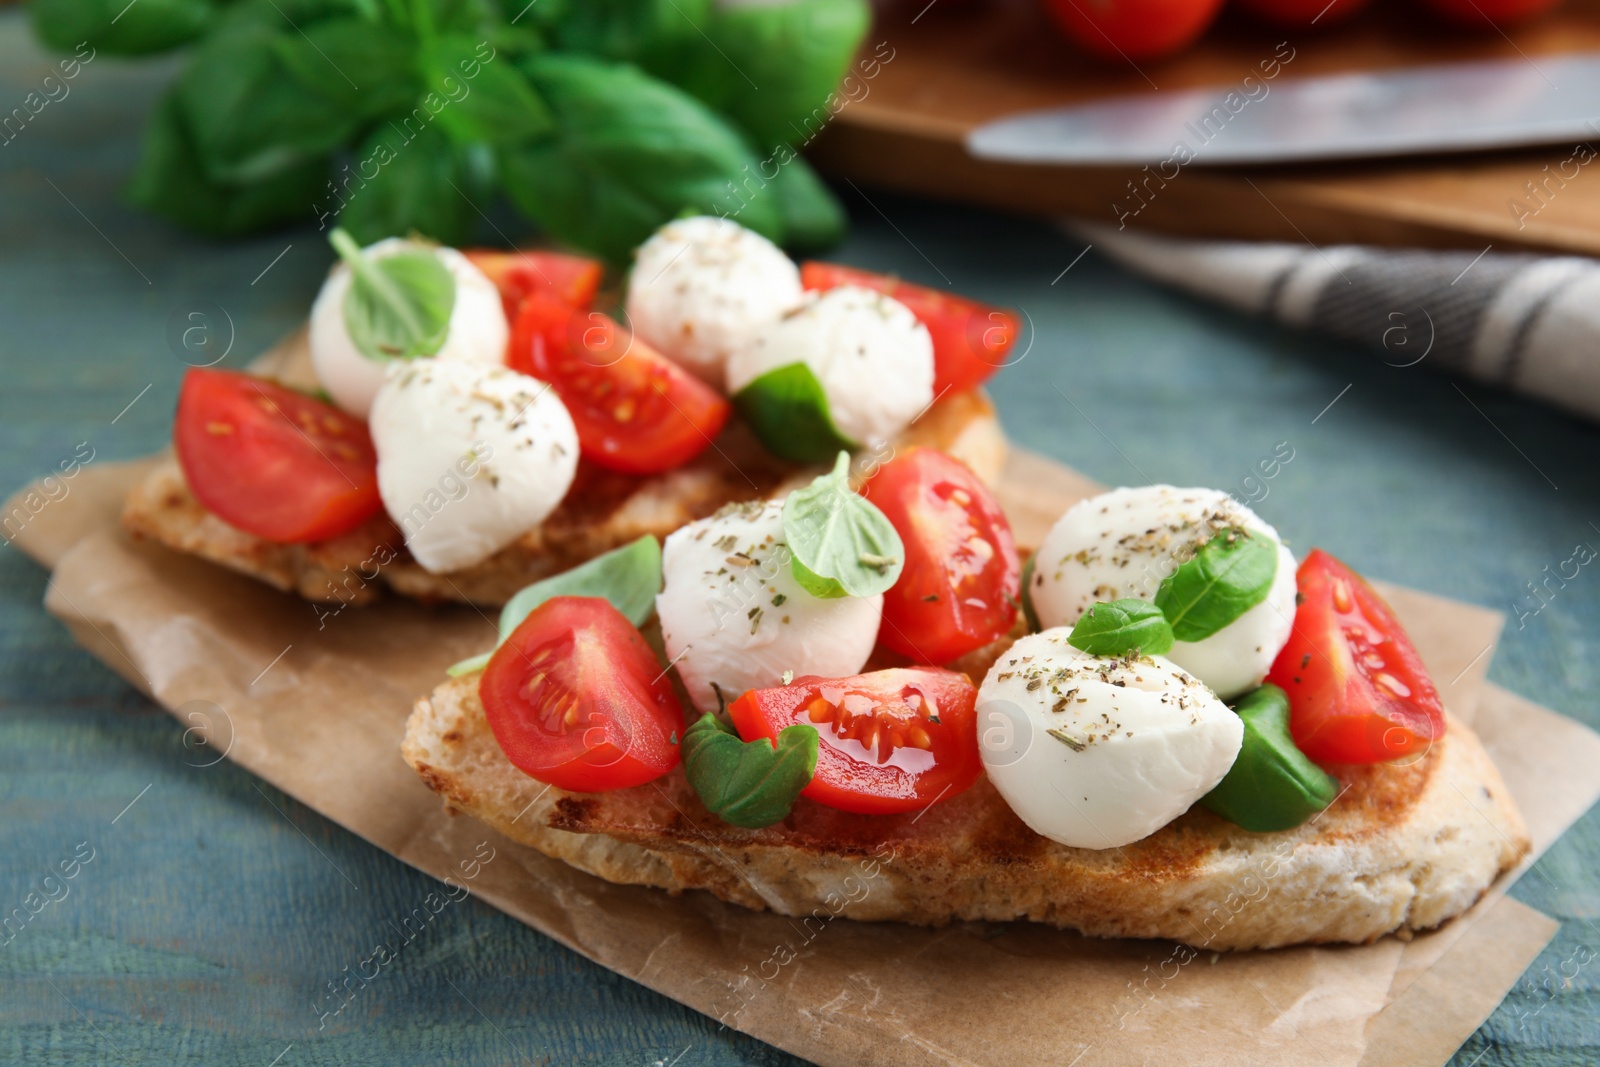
(32, 0, 866, 258)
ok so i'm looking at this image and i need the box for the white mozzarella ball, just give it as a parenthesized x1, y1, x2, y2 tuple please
(625, 216, 802, 388)
(310, 238, 508, 418)
(725, 286, 935, 448)
(977, 629, 1242, 850)
(657, 499, 882, 715)
(369, 360, 577, 573)
(1030, 485, 1297, 700)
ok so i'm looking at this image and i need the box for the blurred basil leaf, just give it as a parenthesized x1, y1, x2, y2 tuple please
(334, 122, 477, 245)
(31, 0, 213, 55)
(499, 53, 782, 261)
(127, 92, 327, 236)
(275, 19, 419, 121)
(177, 26, 360, 184)
(422, 35, 554, 145)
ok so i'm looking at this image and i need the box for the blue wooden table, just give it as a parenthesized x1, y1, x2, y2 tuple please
(3, 12, 1597, 1065)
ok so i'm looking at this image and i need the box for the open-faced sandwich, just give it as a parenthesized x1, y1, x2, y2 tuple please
(122, 218, 1013, 608)
(404, 457, 1530, 950)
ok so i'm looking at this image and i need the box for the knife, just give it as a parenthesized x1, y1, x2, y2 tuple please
(966, 52, 1600, 166)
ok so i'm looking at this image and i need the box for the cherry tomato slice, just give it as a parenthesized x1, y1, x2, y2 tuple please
(862, 447, 1020, 664)
(462, 249, 604, 323)
(174, 368, 382, 544)
(508, 292, 730, 475)
(729, 667, 980, 814)
(481, 596, 684, 792)
(800, 262, 1019, 395)
(1042, 0, 1226, 60)
(1266, 549, 1447, 765)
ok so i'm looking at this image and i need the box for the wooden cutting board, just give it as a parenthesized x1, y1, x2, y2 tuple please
(811, 0, 1600, 254)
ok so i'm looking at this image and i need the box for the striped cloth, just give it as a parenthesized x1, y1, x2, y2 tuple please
(1073, 223, 1600, 423)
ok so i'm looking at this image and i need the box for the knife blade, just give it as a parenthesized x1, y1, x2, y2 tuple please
(966, 52, 1600, 166)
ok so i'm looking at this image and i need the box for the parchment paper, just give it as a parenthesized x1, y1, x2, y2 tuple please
(8, 438, 1600, 1067)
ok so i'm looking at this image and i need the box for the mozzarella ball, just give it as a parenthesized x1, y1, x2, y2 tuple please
(310, 238, 508, 418)
(1030, 485, 1297, 700)
(977, 629, 1242, 849)
(657, 499, 882, 715)
(370, 359, 577, 573)
(726, 286, 935, 448)
(625, 216, 802, 388)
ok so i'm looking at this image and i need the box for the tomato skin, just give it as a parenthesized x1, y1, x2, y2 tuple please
(861, 448, 1020, 664)
(1267, 549, 1447, 765)
(508, 292, 731, 475)
(799, 262, 1019, 396)
(1237, 0, 1370, 26)
(1416, 0, 1561, 25)
(1042, 0, 1226, 60)
(729, 668, 981, 814)
(480, 596, 683, 792)
(174, 368, 382, 544)
(462, 249, 604, 323)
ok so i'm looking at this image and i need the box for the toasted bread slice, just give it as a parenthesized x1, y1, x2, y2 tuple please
(122, 382, 1005, 608)
(403, 658, 1529, 950)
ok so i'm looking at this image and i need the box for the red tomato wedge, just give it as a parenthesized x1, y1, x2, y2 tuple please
(1267, 550, 1447, 765)
(1042, 0, 1225, 60)
(800, 262, 1020, 395)
(508, 291, 730, 475)
(862, 448, 1020, 664)
(174, 368, 382, 544)
(463, 248, 604, 322)
(729, 668, 980, 814)
(480, 596, 684, 792)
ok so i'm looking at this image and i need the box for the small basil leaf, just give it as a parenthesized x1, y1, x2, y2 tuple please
(1201, 684, 1339, 833)
(733, 362, 858, 464)
(1019, 551, 1040, 633)
(329, 228, 456, 361)
(499, 535, 662, 634)
(444, 536, 663, 676)
(1154, 526, 1278, 643)
(790, 557, 846, 600)
(681, 712, 818, 829)
(1068, 599, 1174, 657)
(782, 451, 903, 599)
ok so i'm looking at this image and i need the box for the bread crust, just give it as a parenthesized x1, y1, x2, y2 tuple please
(402, 664, 1529, 950)
(121, 387, 1005, 608)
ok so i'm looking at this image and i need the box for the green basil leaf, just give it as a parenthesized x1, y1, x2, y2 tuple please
(1019, 551, 1041, 633)
(330, 228, 456, 360)
(31, 0, 211, 55)
(274, 20, 419, 122)
(1201, 684, 1339, 833)
(127, 92, 328, 237)
(676, 0, 870, 154)
(1068, 599, 1175, 657)
(498, 54, 783, 261)
(681, 712, 817, 829)
(445, 536, 663, 676)
(762, 151, 847, 254)
(334, 122, 476, 245)
(1154, 526, 1278, 643)
(732, 362, 857, 464)
(781, 451, 903, 600)
(531, 0, 712, 67)
(177, 26, 360, 184)
(422, 36, 555, 145)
